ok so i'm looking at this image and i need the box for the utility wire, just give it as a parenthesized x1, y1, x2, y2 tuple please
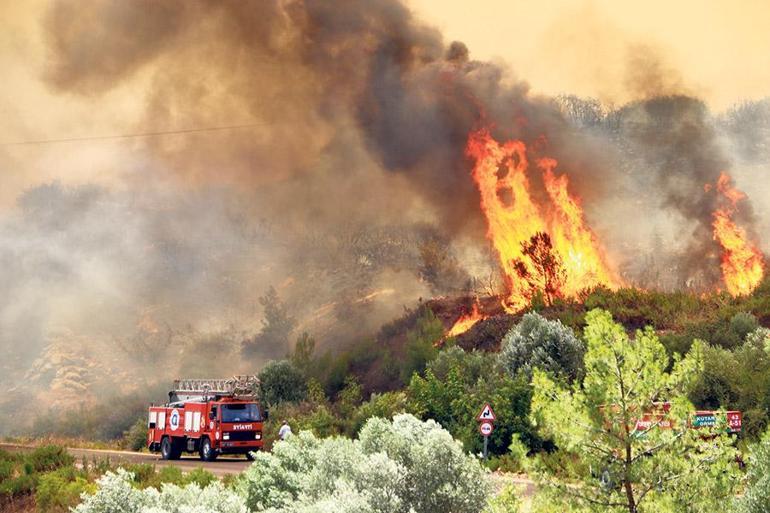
(0, 122, 269, 146)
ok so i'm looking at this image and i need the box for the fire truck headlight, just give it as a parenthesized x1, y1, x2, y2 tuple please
(255, 432, 262, 440)
(223, 433, 230, 440)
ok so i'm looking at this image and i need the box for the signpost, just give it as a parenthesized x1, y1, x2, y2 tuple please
(476, 403, 496, 459)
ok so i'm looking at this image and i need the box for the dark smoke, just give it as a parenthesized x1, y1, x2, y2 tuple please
(43, 0, 616, 234)
(608, 96, 758, 287)
(616, 96, 741, 286)
(1, 0, 764, 432)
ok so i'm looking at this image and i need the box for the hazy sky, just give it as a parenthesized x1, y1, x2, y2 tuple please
(410, 0, 770, 109)
(2, 0, 769, 207)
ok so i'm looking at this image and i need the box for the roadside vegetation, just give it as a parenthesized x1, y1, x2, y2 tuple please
(7, 279, 770, 511)
(0, 445, 217, 513)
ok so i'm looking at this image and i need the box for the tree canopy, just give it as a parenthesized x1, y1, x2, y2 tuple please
(531, 309, 739, 513)
(499, 312, 585, 383)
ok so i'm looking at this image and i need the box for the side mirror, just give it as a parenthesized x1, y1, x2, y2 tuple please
(263, 409, 269, 421)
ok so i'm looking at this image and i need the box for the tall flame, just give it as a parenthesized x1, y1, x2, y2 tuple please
(712, 172, 764, 296)
(466, 128, 618, 311)
(539, 158, 619, 298)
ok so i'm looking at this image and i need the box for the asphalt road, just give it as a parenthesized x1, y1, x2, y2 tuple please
(0, 443, 252, 477)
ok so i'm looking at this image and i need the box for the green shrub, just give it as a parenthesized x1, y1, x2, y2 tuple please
(690, 335, 770, 438)
(35, 466, 94, 512)
(736, 429, 770, 513)
(26, 445, 74, 473)
(0, 473, 37, 497)
(487, 435, 528, 474)
(154, 465, 185, 486)
(350, 391, 408, 436)
(185, 467, 217, 488)
(296, 404, 339, 438)
(0, 448, 15, 463)
(731, 311, 760, 341)
(409, 347, 542, 455)
(336, 376, 363, 418)
(498, 312, 584, 383)
(238, 414, 489, 513)
(122, 463, 156, 487)
(0, 459, 13, 481)
(72, 469, 245, 513)
(484, 484, 520, 513)
(121, 417, 148, 452)
(258, 360, 308, 406)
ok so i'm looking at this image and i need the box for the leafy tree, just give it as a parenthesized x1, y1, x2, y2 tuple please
(531, 309, 739, 513)
(336, 376, 363, 419)
(289, 332, 316, 378)
(258, 360, 308, 407)
(689, 328, 770, 437)
(499, 312, 585, 383)
(409, 346, 541, 454)
(513, 232, 565, 306)
(736, 428, 770, 513)
(294, 404, 340, 438)
(242, 286, 296, 358)
(350, 391, 409, 436)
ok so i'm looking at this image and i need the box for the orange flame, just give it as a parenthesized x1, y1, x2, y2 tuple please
(446, 303, 486, 337)
(712, 172, 764, 296)
(466, 128, 618, 311)
(539, 158, 619, 298)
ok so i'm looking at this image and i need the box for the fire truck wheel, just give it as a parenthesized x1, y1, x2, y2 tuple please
(160, 437, 173, 460)
(245, 452, 254, 461)
(200, 437, 218, 462)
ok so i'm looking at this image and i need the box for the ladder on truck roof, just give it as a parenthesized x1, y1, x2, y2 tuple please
(168, 375, 259, 404)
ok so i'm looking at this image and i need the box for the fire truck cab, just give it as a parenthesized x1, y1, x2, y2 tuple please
(147, 376, 267, 461)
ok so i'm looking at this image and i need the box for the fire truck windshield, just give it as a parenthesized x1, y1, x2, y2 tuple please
(221, 403, 261, 422)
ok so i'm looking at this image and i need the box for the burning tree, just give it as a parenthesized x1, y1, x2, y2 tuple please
(513, 232, 566, 306)
(466, 128, 619, 312)
(711, 172, 765, 296)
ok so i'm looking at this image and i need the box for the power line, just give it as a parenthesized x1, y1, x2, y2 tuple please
(0, 122, 270, 146)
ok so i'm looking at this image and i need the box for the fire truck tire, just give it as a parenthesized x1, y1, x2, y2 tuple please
(160, 437, 174, 460)
(199, 437, 218, 462)
(245, 452, 255, 461)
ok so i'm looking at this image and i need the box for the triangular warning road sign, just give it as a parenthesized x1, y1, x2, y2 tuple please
(476, 403, 496, 422)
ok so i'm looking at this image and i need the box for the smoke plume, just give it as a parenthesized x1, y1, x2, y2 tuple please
(0, 0, 766, 432)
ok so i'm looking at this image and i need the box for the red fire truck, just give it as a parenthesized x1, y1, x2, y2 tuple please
(147, 376, 267, 461)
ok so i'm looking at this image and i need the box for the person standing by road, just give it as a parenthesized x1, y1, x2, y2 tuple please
(278, 420, 292, 441)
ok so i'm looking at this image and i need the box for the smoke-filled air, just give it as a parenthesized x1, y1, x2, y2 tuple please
(1, 0, 769, 434)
